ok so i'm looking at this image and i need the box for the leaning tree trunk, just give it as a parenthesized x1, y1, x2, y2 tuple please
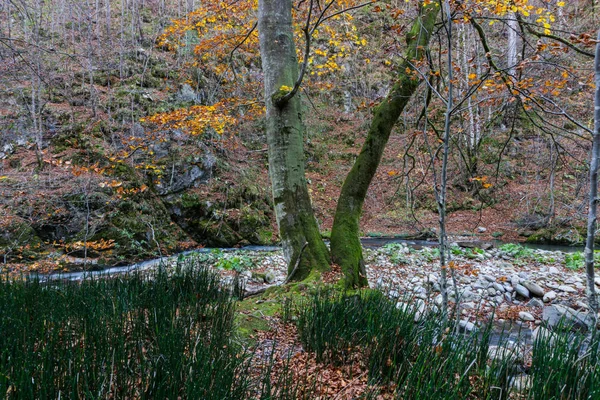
(330, 3, 439, 288)
(584, 29, 600, 319)
(258, 0, 330, 281)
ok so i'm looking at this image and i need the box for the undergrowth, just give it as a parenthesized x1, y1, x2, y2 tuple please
(2, 259, 599, 399)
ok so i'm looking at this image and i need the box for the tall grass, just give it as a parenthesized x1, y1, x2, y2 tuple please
(527, 327, 600, 399)
(0, 257, 252, 399)
(294, 290, 600, 400)
(3, 259, 599, 399)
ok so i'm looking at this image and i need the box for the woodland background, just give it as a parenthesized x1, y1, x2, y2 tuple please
(0, 0, 597, 272)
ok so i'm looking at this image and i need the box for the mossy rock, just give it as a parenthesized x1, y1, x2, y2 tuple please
(0, 219, 44, 259)
(163, 184, 274, 248)
(91, 192, 185, 260)
(526, 227, 585, 246)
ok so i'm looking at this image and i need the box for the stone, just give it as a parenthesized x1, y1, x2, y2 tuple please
(548, 266, 560, 275)
(458, 320, 476, 333)
(473, 280, 489, 290)
(515, 284, 530, 299)
(557, 285, 577, 293)
(543, 291, 557, 303)
(519, 311, 535, 321)
(518, 272, 529, 280)
(477, 226, 487, 233)
(546, 282, 559, 289)
(483, 274, 496, 282)
(522, 281, 545, 298)
(264, 271, 276, 284)
(532, 326, 553, 342)
(528, 298, 544, 308)
(488, 287, 497, 296)
(542, 304, 595, 331)
(575, 301, 589, 310)
(493, 282, 506, 292)
(396, 299, 426, 321)
(511, 274, 520, 287)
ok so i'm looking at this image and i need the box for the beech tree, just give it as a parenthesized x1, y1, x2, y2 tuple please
(258, 0, 330, 280)
(330, 1, 439, 287)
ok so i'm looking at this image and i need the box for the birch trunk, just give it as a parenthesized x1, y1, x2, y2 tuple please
(258, 0, 330, 281)
(584, 29, 600, 319)
(330, 3, 439, 288)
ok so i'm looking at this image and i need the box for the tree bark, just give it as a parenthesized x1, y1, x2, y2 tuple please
(584, 29, 600, 319)
(330, 2, 439, 288)
(258, 0, 330, 281)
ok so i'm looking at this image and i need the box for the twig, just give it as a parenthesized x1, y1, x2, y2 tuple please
(283, 241, 308, 284)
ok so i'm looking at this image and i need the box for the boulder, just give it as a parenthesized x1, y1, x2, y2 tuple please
(542, 304, 595, 331)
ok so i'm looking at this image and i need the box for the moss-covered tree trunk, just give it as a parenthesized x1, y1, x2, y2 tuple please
(258, 0, 330, 280)
(330, 3, 439, 288)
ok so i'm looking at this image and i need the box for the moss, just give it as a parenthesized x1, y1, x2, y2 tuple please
(235, 298, 281, 340)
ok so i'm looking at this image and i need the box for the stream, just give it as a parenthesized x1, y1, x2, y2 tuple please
(29, 237, 582, 282)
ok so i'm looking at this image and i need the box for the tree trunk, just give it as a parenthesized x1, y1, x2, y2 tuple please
(330, 3, 439, 288)
(258, 0, 330, 281)
(584, 29, 600, 319)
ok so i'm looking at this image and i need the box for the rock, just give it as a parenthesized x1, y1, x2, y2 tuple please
(388, 290, 400, 298)
(511, 275, 520, 287)
(477, 226, 487, 233)
(575, 300, 590, 310)
(548, 266, 560, 275)
(543, 291, 557, 303)
(493, 282, 506, 293)
(177, 83, 200, 103)
(522, 281, 545, 298)
(458, 320, 476, 333)
(483, 274, 496, 282)
(488, 344, 523, 371)
(264, 271, 276, 284)
(515, 284, 530, 299)
(488, 287, 497, 296)
(528, 298, 544, 308)
(519, 311, 535, 321)
(532, 326, 553, 342)
(595, 277, 600, 286)
(473, 280, 489, 290)
(558, 285, 577, 293)
(546, 282, 559, 289)
(456, 241, 493, 250)
(542, 304, 595, 331)
(396, 299, 426, 321)
(518, 272, 529, 280)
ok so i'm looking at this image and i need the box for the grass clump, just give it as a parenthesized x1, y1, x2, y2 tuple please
(528, 328, 600, 399)
(294, 291, 513, 399)
(293, 290, 600, 399)
(0, 257, 250, 399)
